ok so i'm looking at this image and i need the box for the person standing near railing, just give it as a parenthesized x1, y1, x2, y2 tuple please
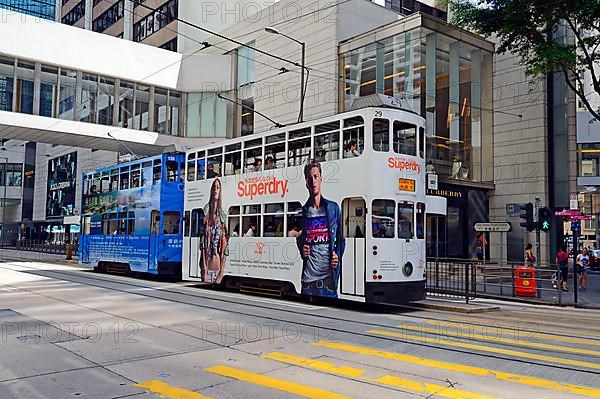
(524, 243, 536, 267)
(556, 246, 569, 292)
(576, 248, 589, 290)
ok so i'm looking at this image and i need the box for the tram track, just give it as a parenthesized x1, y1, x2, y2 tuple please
(1, 261, 599, 378)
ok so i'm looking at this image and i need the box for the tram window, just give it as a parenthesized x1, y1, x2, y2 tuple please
(286, 202, 303, 237)
(101, 172, 110, 192)
(110, 170, 119, 191)
(131, 168, 141, 188)
(83, 176, 90, 196)
(264, 203, 284, 237)
(289, 127, 310, 140)
(225, 150, 241, 176)
(93, 174, 101, 194)
(314, 131, 340, 162)
(187, 154, 196, 182)
(183, 211, 190, 237)
(265, 142, 285, 169)
(372, 199, 395, 238)
(118, 218, 127, 235)
(166, 161, 178, 182)
(142, 162, 152, 186)
(108, 213, 118, 235)
(196, 151, 206, 180)
(163, 211, 180, 235)
(288, 136, 311, 167)
(228, 206, 241, 237)
(393, 121, 416, 156)
(102, 214, 108, 235)
(244, 145, 262, 173)
(242, 204, 261, 237)
(419, 127, 425, 159)
(120, 171, 130, 190)
(179, 162, 185, 182)
(190, 208, 205, 237)
(207, 148, 223, 178)
(152, 164, 161, 184)
(372, 119, 390, 152)
(83, 216, 91, 235)
(416, 202, 425, 239)
(344, 116, 364, 128)
(398, 201, 415, 240)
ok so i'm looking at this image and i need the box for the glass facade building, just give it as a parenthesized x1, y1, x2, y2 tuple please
(0, 0, 56, 20)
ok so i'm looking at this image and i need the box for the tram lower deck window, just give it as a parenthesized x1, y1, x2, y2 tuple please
(372, 199, 395, 238)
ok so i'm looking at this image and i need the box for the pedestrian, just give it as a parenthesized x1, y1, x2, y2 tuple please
(475, 232, 486, 272)
(576, 247, 590, 290)
(524, 243, 536, 267)
(555, 245, 569, 291)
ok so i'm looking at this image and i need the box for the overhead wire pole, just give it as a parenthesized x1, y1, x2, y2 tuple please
(0, 157, 7, 249)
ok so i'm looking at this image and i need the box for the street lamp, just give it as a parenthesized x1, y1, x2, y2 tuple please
(264, 27, 307, 123)
(0, 157, 7, 249)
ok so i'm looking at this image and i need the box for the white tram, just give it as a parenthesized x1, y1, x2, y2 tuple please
(182, 100, 445, 304)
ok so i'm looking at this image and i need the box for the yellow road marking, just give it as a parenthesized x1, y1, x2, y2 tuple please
(419, 320, 600, 347)
(375, 375, 496, 399)
(368, 329, 600, 370)
(263, 352, 365, 377)
(449, 315, 600, 339)
(314, 341, 600, 398)
(451, 313, 600, 335)
(134, 380, 214, 399)
(396, 323, 600, 356)
(205, 365, 353, 399)
(511, 309, 600, 323)
(264, 352, 496, 399)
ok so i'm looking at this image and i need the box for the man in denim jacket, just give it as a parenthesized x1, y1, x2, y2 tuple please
(296, 160, 345, 298)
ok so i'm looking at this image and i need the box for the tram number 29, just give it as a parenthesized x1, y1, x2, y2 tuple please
(374, 111, 383, 117)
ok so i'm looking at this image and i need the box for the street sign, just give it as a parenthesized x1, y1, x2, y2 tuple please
(555, 210, 582, 217)
(506, 203, 520, 217)
(571, 220, 580, 233)
(570, 194, 578, 210)
(570, 215, 592, 221)
(474, 222, 512, 232)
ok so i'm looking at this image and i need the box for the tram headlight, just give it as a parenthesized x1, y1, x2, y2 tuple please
(403, 262, 413, 277)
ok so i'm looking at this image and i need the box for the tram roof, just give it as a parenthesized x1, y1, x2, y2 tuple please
(82, 152, 184, 176)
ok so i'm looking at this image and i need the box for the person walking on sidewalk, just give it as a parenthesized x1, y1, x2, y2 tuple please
(576, 248, 590, 290)
(556, 246, 569, 291)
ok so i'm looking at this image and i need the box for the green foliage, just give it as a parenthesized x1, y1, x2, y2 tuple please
(450, 0, 600, 119)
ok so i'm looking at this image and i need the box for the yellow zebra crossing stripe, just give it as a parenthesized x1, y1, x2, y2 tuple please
(368, 329, 600, 370)
(264, 352, 497, 399)
(396, 323, 600, 356)
(418, 319, 600, 347)
(313, 341, 600, 398)
(134, 380, 214, 399)
(205, 365, 353, 399)
(452, 313, 600, 335)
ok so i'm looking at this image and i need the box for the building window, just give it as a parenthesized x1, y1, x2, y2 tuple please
(0, 163, 23, 187)
(237, 42, 256, 88)
(160, 38, 177, 52)
(0, 56, 14, 112)
(62, 0, 85, 25)
(133, 0, 178, 42)
(186, 93, 229, 138)
(92, 0, 124, 33)
(40, 65, 58, 118)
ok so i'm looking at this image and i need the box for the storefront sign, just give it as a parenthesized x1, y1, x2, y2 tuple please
(426, 188, 463, 198)
(427, 174, 438, 190)
(46, 152, 77, 218)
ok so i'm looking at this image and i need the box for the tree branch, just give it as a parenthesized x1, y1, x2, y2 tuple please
(561, 67, 600, 121)
(564, 16, 600, 97)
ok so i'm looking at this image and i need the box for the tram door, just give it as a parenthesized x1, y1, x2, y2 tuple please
(341, 198, 366, 296)
(148, 211, 160, 272)
(80, 216, 90, 263)
(187, 208, 205, 279)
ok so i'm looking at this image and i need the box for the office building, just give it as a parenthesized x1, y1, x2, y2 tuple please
(0, 0, 56, 20)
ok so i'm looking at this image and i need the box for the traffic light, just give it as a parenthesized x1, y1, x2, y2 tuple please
(520, 202, 535, 231)
(538, 207, 551, 232)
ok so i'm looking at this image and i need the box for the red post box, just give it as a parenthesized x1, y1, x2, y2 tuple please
(515, 266, 537, 297)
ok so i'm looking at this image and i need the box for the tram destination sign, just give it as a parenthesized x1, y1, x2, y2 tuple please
(474, 222, 512, 232)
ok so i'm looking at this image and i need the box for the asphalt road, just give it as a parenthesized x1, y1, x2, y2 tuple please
(1, 255, 600, 399)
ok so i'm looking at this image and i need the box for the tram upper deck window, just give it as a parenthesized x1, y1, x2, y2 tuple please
(120, 167, 130, 190)
(196, 151, 206, 180)
(244, 138, 263, 173)
(142, 161, 152, 186)
(100, 172, 110, 192)
(343, 116, 364, 158)
(288, 127, 311, 167)
(166, 160, 179, 182)
(207, 147, 223, 178)
(187, 153, 196, 182)
(372, 119, 390, 152)
(398, 201, 414, 239)
(372, 199, 395, 238)
(110, 169, 119, 191)
(419, 127, 425, 159)
(131, 165, 141, 188)
(314, 121, 340, 162)
(265, 133, 286, 169)
(393, 121, 416, 156)
(225, 143, 242, 176)
(153, 159, 161, 184)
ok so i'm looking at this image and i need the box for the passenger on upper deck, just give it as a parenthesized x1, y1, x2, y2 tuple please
(344, 140, 360, 158)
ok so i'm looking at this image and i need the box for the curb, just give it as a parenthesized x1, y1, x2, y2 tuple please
(408, 300, 501, 314)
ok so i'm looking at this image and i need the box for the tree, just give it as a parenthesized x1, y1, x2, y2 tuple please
(450, 0, 600, 121)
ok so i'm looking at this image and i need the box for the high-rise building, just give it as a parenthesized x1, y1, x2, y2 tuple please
(0, 0, 56, 20)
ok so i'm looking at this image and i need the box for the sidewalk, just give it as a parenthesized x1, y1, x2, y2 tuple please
(0, 248, 79, 264)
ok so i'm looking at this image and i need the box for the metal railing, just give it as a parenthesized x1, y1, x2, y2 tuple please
(426, 258, 476, 303)
(15, 239, 79, 255)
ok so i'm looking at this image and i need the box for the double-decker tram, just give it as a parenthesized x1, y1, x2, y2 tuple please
(182, 102, 443, 304)
(80, 153, 185, 277)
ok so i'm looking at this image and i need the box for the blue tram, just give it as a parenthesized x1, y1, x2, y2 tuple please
(79, 153, 185, 276)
